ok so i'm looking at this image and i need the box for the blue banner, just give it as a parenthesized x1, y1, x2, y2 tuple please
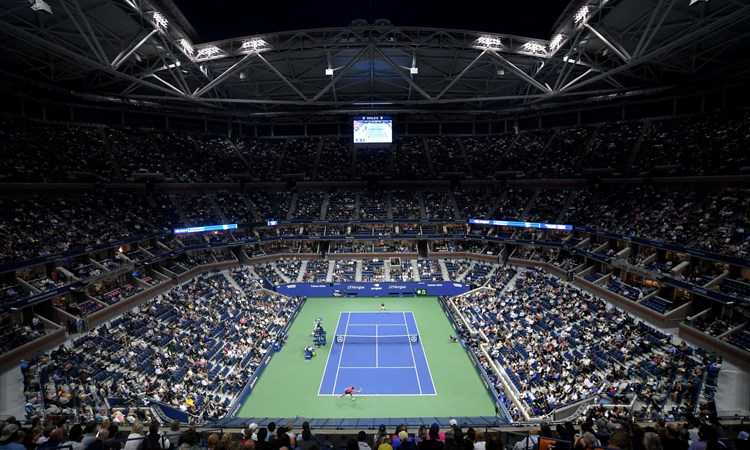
(5, 281, 84, 310)
(663, 277, 740, 304)
(574, 226, 750, 268)
(276, 281, 471, 297)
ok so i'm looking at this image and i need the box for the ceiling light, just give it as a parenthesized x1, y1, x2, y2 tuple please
(196, 46, 221, 59)
(152, 11, 168, 29)
(523, 42, 546, 54)
(29, 0, 52, 14)
(574, 6, 590, 24)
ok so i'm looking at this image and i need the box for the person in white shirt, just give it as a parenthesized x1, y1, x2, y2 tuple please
(514, 427, 539, 450)
(123, 421, 145, 450)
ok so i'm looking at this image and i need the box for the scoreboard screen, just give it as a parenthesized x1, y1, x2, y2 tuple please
(353, 116, 393, 144)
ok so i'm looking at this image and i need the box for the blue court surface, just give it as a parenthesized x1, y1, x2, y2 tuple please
(318, 311, 436, 396)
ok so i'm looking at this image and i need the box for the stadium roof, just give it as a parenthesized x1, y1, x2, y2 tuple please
(0, 0, 749, 118)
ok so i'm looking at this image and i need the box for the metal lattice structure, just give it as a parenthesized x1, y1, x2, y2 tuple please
(1, 0, 749, 117)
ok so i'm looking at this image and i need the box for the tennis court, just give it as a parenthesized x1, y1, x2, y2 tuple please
(237, 296, 497, 419)
(319, 311, 436, 396)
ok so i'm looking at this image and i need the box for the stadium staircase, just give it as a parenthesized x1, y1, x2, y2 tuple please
(286, 193, 297, 221)
(226, 139, 256, 178)
(320, 193, 330, 220)
(421, 137, 437, 177)
(438, 259, 450, 281)
(98, 127, 124, 180)
(573, 126, 601, 174)
(208, 194, 230, 224)
(624, 121, 651, 176)
(311, 139, 324, 181)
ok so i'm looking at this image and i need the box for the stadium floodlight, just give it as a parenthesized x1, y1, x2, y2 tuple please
(241, 39, 267, 51)
(549, 34, 564, 52)
(325, 67, 334, 76)
(409, 67, 418, 75)
(574, 5, 590, 24)
(29, 0, 52, 14)
(179, 38, 194, 56)
(152, 11, 168, 30)
(196, 46, 221, 59)
(523, 42, 546, 54)
(476, 35, 502, 48)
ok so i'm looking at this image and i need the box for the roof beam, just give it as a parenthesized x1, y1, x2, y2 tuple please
(312, 46, 371, 102)
(371, 45, 432, 100)
(487, 51, 552, 94)
(435, 50, 487, 101)
(57, 0, 109, 65)
(253, 52, 310, 102)
(111, 29, 158, 69)
(193, 52, 256, 98)
(0, 17, 190, 99)
(559, 2, 750, 93)
(584, 24, 631, 62)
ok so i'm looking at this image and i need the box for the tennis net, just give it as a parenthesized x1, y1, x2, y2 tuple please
(334, 334, 419, 345)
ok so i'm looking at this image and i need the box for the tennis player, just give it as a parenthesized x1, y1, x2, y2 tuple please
(380, 303, 386, 312)
(338, 386, 362, 401)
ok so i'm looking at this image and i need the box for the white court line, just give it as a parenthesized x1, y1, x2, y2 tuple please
(331, 311, 351, 395)
(319, 393, 438, 397)
(347, 323, 404, 326)
(318, 311, 343, 396)
(375, 323, 379, 368)
(409, 310, 437, 395)
(403, 311, 423, 395)
(339, 366, 416, 369)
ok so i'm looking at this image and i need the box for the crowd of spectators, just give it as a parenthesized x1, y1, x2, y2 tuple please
(291, 193, 325, 221)
(317, 138, 353, 181)
(18, 270, 299, 423)
(232, 137, 285, 181)
(2, 184, 748, 268)
(525, 190, 571, 223)
(2, 110, 750, 186)
(422, 192, 456, 220)
(449, 267, 720, 421)
(390, 192, 422, 220)
(462, 135, 516, 179)
(278, 139, 319, 178)
(537, 128, 591, 179)
(393, 137, 432, 180)
(325, 192, 357, 221)
(427, 137, 468, 175)
(581, 121, 642, 173)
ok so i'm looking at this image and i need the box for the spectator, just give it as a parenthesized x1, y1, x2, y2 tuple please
(515, 428, 539, 450)
(688, 425, 718, 450)
(86, 429, 109, 450)
(165, 422, 182, 450)
(123, 421, 145, 450)
(68, 424, 86, 450)
(357, 432, 371, 450)
(37, 428, 65, 450)
(0, 424, 24, 450)
(398, 433, 417, 450)
(609, 430, 630, 450)
(644, 433, 664, 450)
(473, 431, 485, 450)
(207, 434, 220, 450)
(418, 429, 443, 450)
(661, 424, 688, 450)
(81, 423, 99, 450)
(145, 422, 168, 450)
(378, 436, 393, 450)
